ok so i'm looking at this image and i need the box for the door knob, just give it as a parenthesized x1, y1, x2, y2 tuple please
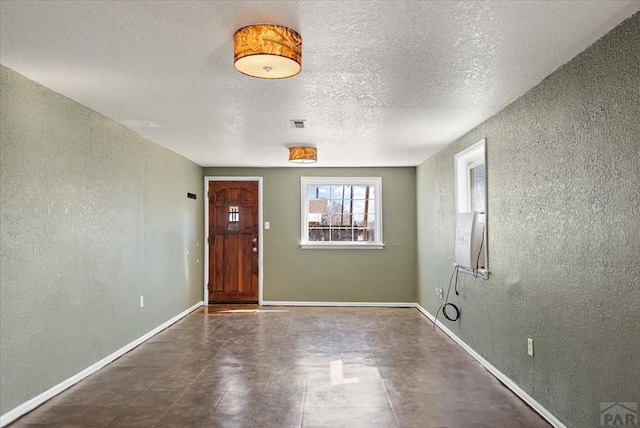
(252, 247, 258, 253)
(252, 237, 258, 243)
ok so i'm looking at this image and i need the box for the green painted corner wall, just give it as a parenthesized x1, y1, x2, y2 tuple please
(416, 13, 640, 428)
(203, 167, 417, 303)
(0, 65, 204, 415)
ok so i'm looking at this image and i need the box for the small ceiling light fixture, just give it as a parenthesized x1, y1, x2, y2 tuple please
(289, 146, 317, 164)
(234, 24, 302, 79)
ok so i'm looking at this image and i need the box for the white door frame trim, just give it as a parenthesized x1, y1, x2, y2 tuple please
(204, 176, 264, 305)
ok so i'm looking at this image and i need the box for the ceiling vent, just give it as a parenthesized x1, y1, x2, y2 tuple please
(290, 120, 306, 129)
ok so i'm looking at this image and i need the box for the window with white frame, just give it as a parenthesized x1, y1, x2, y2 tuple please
(468, 157, 486, 218)
(300, 177, 383, 249)
(455, 139, 486, 216)
(455, 138, 488, 274)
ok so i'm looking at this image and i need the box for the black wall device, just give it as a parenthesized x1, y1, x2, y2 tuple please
(187, 193, 197, 200)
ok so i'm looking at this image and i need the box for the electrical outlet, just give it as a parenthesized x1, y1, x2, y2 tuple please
(527, 337, 534, 356)
(140, 296, 144, 308)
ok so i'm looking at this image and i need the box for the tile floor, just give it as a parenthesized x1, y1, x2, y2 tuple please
(10, 307, 551, 427)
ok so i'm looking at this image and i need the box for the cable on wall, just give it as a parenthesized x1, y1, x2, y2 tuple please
(433, 265, 461, 329)
(473, 224, 485, 279)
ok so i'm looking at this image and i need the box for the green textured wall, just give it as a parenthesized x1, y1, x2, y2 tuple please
(0, 65, 204, 415)
(203, 167, 417, 303)
(416, 13, 639, 428)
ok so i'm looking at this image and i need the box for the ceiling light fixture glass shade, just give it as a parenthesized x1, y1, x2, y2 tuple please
(234, 24, 302, 79)
(289, 147, 317, 164)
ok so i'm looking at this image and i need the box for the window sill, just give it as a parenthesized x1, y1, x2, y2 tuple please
(300, 243, 385, 250)
(453, 263, 489, 279)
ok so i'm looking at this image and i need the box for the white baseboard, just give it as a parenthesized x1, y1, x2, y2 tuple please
(414, 304, 566, 428)
(261, 300, 416, 307)
(0, 301, 204, 428)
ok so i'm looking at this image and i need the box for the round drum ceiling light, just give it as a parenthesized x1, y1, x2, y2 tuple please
(289, 147, 317, 164)
(233, 24, 302, 79)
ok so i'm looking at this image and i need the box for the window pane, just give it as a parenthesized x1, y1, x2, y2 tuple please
(366, 215, 376, 228)
(308, 198, 328, 214)
(307, 212, 323, 226)
(355, 228, 375, 242)
(367, 186, 375, 200)
(330, 185, 352, 199)
(352, 185, 374, 200)
(342, 214, 354, 226)
(308, 186, 331, 199)
(351, 200, 364, 213)
(328, 200, 341, 212)
(470, 163, 485, 212)
(318, 186, 330, 198)
(307, 186, 318, 199)
(309, 228, 330, 241)
(330, 226, 354, 241)
(340, 201, 352, 214)
(352, 200, 373, 213)
(366, 228, 375, 242)
(325, 201, 339, 225)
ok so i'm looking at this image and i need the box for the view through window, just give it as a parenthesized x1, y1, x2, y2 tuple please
(301, 177, 383, 248)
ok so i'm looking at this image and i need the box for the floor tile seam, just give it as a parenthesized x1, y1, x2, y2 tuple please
(298, 370, 310, 427)
(209, 382, 234, 413)
(378, 361, 403, 428)
(154, 382, 229, 427)
(110, 401, 173, 427)
(199, 338, 234, 372)
(154, 370, 218, 425)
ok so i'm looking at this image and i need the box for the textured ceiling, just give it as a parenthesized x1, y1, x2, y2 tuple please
(1, 1, 638, 167)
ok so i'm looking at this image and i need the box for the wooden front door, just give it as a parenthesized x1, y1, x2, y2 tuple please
(208, 181, 259, 303)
